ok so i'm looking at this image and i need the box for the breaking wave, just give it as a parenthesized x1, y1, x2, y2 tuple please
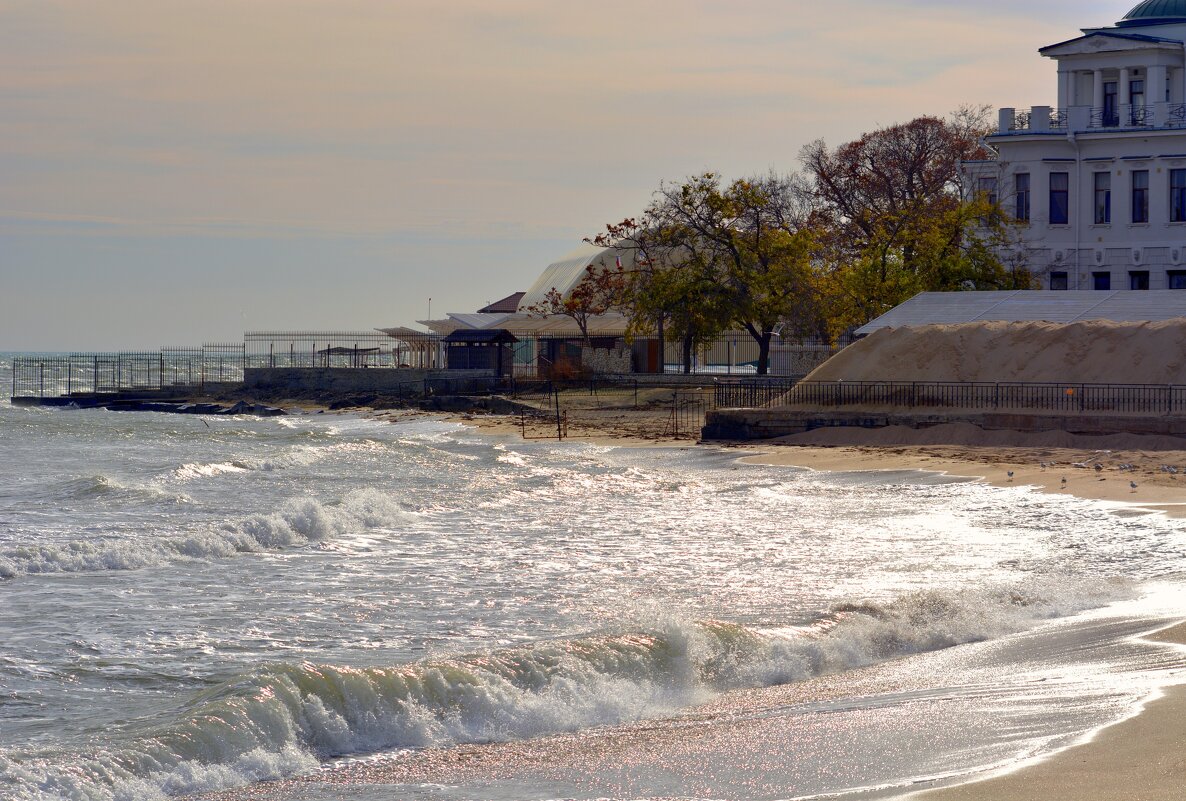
(0, 489, 411, 579)
(55, 474, 192, 505)
(0, 575, 1132, 800)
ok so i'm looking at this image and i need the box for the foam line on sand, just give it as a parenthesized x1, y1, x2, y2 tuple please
(904, 622, 1186, 800)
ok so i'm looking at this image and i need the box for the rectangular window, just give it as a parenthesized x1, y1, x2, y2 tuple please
(1172, 169, 1186, 222)
(1130, 79, 1146, 125)
(1094, 172, 1111, 224)
(1015, 173, 1030, 222)
(1132, 170, 1149, 223)
(1050, 271, 1069, 290)
(978, 176, 998, 207)
(1130, 270, 1150, 290)
(1049, 172, 1069, 224)
(1093, 271, 1111, 290)
(1169, 270, 1186, 289)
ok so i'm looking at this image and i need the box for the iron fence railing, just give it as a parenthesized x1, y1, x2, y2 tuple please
(714, 378, 805, 408)
(11, 346, 247, 398)
(245, 331, 443, 370)
(721, 380, 1186, 415)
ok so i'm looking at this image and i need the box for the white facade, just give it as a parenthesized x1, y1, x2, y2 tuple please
(969, 1, 1186, 291)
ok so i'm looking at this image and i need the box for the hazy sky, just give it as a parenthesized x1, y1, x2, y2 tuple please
(1, 0, 1123, 350)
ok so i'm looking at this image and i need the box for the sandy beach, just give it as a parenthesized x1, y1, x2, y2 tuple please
(742, 441, 1186, 517)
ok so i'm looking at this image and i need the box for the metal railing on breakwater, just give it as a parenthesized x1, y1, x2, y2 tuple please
(11, 346, 246, 399)
(715, 379, 1186, 415)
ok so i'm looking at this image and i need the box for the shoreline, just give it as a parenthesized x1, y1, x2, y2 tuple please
(904, 622, 1186, 800)
(739, 443, 1186, 517)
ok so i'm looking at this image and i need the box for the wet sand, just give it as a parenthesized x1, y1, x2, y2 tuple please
(908, 623, 1186, 800)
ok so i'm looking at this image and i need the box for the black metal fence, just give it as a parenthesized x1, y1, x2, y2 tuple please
(715, 379, 1186, 415)
(12, 345, 247, 398)
(245, 331, 443, 370)
(666, 390, 708, 439)
(714, 378, 805, 408)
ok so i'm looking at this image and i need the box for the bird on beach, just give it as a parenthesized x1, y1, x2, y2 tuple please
(1094, 463, 1103, 473)
(1061, 476, 1067, 489)
(1130, 481, 1138, 493)
(1007, 470, 1014, 481)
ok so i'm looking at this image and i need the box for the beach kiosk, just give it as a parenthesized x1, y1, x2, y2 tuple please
(443, 329, 518, 378)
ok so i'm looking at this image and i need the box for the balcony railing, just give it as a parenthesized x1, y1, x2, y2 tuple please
(1169, 103, 1186, 128)
(1007, 107, 1067, 132)
(999, 103, 1186, 134)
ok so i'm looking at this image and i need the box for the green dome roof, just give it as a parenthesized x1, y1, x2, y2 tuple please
(1120, 0, 1186, 24)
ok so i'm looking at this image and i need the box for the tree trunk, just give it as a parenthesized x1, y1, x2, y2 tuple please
(682, 330, 694, 375)
(756, 332, 772, 376)
(657, 315, 666, 375)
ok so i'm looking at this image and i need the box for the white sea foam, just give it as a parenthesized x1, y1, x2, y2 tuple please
(172, 461, 247, 480)
(0, 575, 1131, 800)
(0, 489, 413, 579)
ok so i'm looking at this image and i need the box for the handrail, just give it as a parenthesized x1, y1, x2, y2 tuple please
(716, 379, 1186, 415)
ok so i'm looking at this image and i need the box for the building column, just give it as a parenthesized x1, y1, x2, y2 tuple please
(1093, 68, 1105, 111)
(1182, 45, 1186, 102)
(1058, 70, 1069, 108)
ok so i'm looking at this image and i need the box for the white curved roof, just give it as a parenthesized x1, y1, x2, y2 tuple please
(518, 244, 614, 310)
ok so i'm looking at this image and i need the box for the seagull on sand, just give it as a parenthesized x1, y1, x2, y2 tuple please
(1061, 477, 1068, 489)
(1040, 462, 1048, 470)
(1007, 470, 1014, 481)
(1130, 481, 1138, 493)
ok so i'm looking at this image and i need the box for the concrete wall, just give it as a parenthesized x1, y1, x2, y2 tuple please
(243, 367, 493, 394)
(581, 346, 633, 375)
(704, 407, 1186, 440)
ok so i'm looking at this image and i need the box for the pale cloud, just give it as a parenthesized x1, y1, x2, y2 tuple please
(0, 0, 1128, 349)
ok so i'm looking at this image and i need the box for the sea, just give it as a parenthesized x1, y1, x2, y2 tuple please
(0, 353, 1184, 801)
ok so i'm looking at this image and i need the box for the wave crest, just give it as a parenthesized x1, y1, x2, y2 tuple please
(0, 575, 1131, 800)
(0, 489, 411, 578)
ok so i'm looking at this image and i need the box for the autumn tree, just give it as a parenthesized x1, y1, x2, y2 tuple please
(800, 106, 1031, 334)
(590, 172, 822, 375)
(524, 263, 625, 346)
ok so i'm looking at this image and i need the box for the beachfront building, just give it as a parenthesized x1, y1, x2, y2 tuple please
(967, 1, 1186, 291)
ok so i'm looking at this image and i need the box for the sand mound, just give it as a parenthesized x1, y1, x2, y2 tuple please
(776, 422, 1186, 451)
(809, 319, 1186, 384)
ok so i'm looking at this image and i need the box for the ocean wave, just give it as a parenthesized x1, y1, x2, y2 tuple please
(170, 441, 389, 481)
(0, 489, 412, 579)
(0, 575, 1132, 800)
(55, 474, 193, 505)
(171, 462, 248, 480)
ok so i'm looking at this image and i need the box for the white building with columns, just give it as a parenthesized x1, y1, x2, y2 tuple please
(968, 0, 1186, 291)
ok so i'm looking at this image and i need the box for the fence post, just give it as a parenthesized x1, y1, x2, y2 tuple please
(39, 363, 44, 397)
(1080, 384, 1085, 412)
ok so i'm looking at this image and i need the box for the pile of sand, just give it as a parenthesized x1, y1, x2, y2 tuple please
(809, 319, 1186, 384)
